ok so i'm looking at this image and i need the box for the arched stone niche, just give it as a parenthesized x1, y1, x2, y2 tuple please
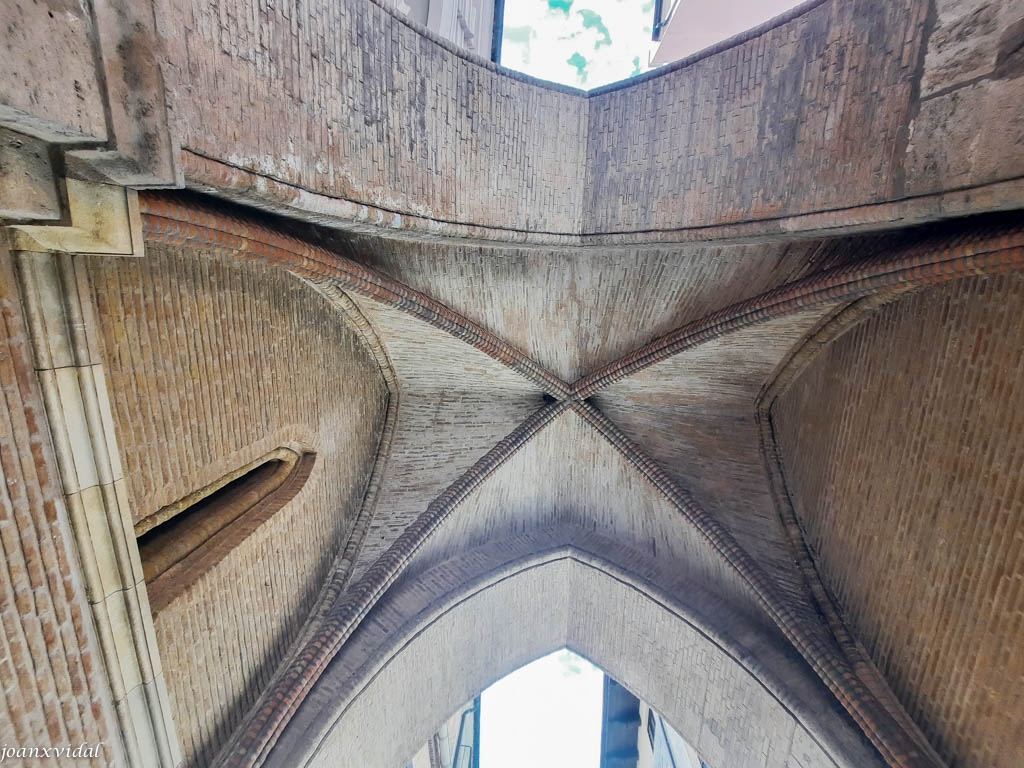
(265, 533, 882, 768)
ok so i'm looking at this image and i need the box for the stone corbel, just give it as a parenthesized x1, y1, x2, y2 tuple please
(0, 127, 62, 221)
(6, 177, 143, 255)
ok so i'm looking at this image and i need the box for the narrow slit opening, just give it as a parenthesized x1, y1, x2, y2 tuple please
(136, 447, 314, 612)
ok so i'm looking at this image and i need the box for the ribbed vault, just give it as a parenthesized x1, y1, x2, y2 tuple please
(4, 1, 1024, 767)
(137, 194, 1024, 768)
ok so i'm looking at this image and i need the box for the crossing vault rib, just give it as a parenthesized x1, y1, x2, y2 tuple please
(137, 193, 1024, 768)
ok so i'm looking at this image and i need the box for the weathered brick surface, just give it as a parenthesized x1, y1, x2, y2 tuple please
(0, 0, 107, 140)
(0, 249, 122, 766)
(155, 0, 588, 234)
(4, 0, 1021, 240)
(773, 272, 1024, 768)
(398, 408, 763, 618)
(87, 243, 389, 767)
(342, 235, 829, 382)
(584, 0, 929, 233)
(594, 309, 836, 610)
(2, 2, 1024, 766)
(167, 0, 1021, 239)
(217, 212, 1023, 768)
(4, 0, 1023, 240)
(340, 296, 550, 581)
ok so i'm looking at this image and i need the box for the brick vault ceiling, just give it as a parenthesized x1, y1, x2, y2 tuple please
(138, 193, 1024, 768)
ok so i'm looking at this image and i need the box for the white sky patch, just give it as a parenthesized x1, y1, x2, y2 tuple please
(479, 649, 604, 768)
(501, 0, 659, 88)
(501, 0, 810, 88)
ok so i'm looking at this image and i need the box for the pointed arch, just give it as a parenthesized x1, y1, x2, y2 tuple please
(264, 530, 883, 768)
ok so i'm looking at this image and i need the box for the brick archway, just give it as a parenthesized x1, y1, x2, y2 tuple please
(260, 532, 882, 768)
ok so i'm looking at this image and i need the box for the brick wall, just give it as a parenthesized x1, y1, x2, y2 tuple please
(155, 0, 588, 234)
(584, 0, 928, 233)
(773, 272, 1024, 768)
(87, 243, 390, 767)
(5, 0, 1022, 238)
(150, 0, 1024, 239)
(0, 249, 121, 766)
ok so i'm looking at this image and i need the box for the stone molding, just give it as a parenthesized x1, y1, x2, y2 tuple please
(7, 179, 144, 257)
(6, 189, 183, 767)
(0, 127, 62, 222)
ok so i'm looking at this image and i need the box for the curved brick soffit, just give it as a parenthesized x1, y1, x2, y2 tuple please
(287, 538, 879, 768)
(137, 195, 1024, 768)
(572, 223, 1024, 397)
(282, 282, 402, 657)
(140, 211, 408, 738)
(196, 280, 406, 755)
(138, 194, 571, 399)
(752, 291, 952, 759)
(178, 0, 1024, 250)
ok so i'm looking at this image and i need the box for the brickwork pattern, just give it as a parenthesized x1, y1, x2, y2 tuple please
(276, 526, 880, 766)
(3, 3, 1024, 768)
(0, 251, 121, 766)
(342, 234, 829, 382)
(87, 243, 390, 767)
(5, 0, 1024, 242)
(138, 195, 1024, 768)
(139, 194, 570, 397)
(157, 0, 588, 234)
(400, 407, 762, 616)
(574, 219, 1024, 397)
(773, 273, 1024, 768)
(585, 0, 928, 233)
(594, 310, 838, 610)
(151, 0, 1024, 245)
(295, 554, 852, 768)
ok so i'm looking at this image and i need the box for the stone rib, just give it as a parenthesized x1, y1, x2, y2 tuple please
(572, 225, 1024, 398)
(220, 400, 571, 768)
(138, 193, 572, 399)
(571, 399, 946, 768)
(755, 292, 936, 758)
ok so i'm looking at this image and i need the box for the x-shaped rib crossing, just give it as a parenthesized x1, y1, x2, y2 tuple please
(139, 194, 1024, 768)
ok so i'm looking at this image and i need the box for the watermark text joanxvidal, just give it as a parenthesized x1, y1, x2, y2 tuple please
(0, 742, 104, 762)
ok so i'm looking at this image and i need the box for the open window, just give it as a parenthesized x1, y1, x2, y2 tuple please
(135, 447, 315, 613)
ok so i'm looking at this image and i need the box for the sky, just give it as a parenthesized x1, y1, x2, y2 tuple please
(499, 0, 807, 89)
(500, 0, 660, 88)
(479, 649, 604, 768)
